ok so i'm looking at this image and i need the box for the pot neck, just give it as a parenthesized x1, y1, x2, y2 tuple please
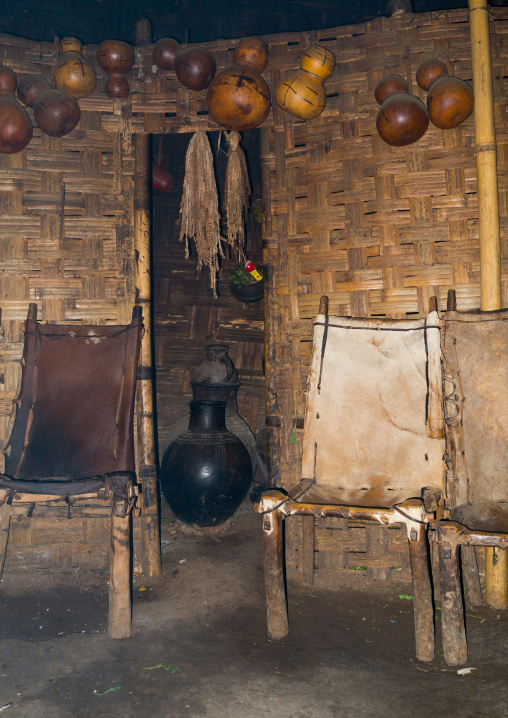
(188, 401, 227, 432)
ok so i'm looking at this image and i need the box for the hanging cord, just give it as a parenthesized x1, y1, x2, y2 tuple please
(423, 317, 430, 425)
(317, 314, 329, 394)
(257, 487, 291, 515)
(392, 504, 428, 526)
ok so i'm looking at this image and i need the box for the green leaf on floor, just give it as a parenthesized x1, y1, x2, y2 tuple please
(95, 686, 121, 697)
(142, 664, 182, 673)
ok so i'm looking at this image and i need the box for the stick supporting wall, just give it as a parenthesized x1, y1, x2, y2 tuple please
(469, 0, 506, 609)
(134, 18, 162, 577)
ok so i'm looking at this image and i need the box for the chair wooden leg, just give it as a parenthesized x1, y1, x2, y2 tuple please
(0, 502, 12, 581)
(109, 514, 132, 639)
(485, 547, 508, 609)
(263, 508, 288, 640)
(408, 529, 434, 662)
(461, 545, 482, 607)
(436, 522, 467, 666)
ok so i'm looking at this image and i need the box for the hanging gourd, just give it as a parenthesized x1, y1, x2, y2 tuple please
(206, 37, 270, 131)
(275, 44, 336, 121)
(153, 38, 181, 70)
(53, 37, 96, 99)
(416, 59, 474, 130)
(0, 66, 33, 154)
(152, 163, 175, 193)
(18, 74, 80, 137)
(174, 47, 216, 91)
(96, 40, 135, 98)
(375, 74, 429, 147)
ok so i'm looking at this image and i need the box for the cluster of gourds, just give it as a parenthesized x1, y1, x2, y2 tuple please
(152, 37, 338, 129)
(376, 59, 474, 147)
(0, 37, 133, 153)
(153, 36, 271, 132)
(0, 37, 96, 153)
(0, 33, 342, 153)
(3, 37, 471, 154)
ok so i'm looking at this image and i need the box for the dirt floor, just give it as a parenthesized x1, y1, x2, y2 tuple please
(1, 502, 507, 718)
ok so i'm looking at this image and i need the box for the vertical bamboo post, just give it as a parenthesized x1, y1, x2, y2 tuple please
(485, 547, 508, 608)
(469, 0, 505, 607)
(134, 18, 161, 577)
(470, 0, 501, 311)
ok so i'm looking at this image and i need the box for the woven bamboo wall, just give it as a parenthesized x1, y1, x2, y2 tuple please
(1, 7, 508, 579)
(0, 34, 137, 465)
(257, 8, 508, 586)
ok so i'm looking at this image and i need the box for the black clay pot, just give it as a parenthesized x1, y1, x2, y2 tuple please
(229, 277, 264, 303)
(160, 400, 252, 527)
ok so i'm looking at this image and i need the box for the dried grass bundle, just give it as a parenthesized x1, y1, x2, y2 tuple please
(179, 130, 223, 297)
(224, 131, 251, 262)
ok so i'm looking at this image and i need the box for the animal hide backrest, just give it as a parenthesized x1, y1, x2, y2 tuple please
(301, 311, 446, 508)
(4, 317, 142, 481)
(443, 310, 508, 506)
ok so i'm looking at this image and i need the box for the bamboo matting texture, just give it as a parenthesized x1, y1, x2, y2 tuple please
(1, 8, 508, 582)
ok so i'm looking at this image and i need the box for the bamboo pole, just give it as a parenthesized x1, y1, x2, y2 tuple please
(485, 547, 508, 608)
(469, 0, 501, 311)
(469, 0, 505, 607)
(134, 18, 161, 577)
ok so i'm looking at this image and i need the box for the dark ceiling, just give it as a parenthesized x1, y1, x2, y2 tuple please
(1, 0, 482, 47)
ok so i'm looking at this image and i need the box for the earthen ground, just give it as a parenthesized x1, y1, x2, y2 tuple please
(0, 503, 507, 717)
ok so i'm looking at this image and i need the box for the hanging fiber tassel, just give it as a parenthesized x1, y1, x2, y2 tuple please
(224, 131, 251, 261)
(179, 130, 223, 297)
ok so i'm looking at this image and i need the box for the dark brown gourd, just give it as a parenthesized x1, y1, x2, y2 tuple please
(206, 37, 270, 131)
(174, 47, 216, 91)
(53, 37, 96, 99)
(18, 74, 80, 137)
(96, 40, 135, 98)
(416, 59, 474, 130)
(375, 74, 429, 147)
(0, 66, 33, 154)
(153, 38, 181, 71)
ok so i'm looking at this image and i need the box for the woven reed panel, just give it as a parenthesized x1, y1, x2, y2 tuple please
(286, 517, 413, 587)
(257, 9, 508, 584)
(261, 8, 508, 488)
(152, 131, 266, 449)
(4, 507, 144, 572)
(0, 34, 136, 571)
(2, 9, 508, 576)
(0, 33, 136, 464)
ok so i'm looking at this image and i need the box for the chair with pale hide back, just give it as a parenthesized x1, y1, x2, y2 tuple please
(0, 303, 143, 638)
(257, 296, 446, 663)
(433, 289, 508, 665)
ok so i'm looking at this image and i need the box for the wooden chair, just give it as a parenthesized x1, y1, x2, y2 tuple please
(0, 303, 143, 639)
(434, 289, 508, 665)
(257, 296, 446, 663)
